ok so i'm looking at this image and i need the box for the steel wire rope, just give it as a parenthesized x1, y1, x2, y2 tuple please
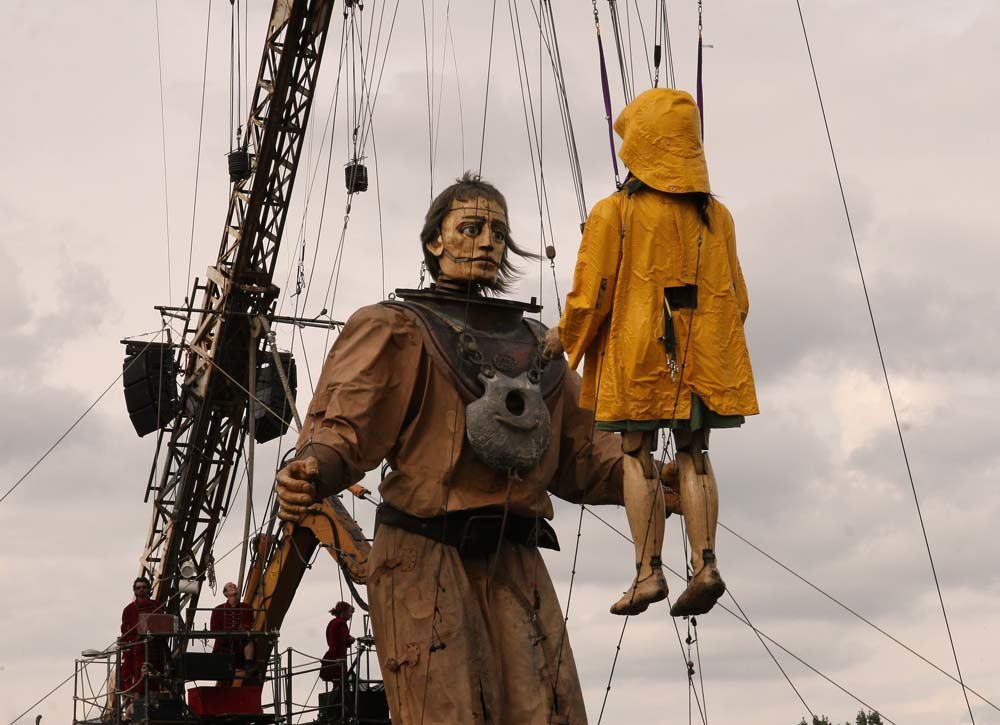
(677, 513, 708, 724)
(354, 0, 392, 153)
(693, 612, 708, 722)
(606, 1, 634, 104)
(660, 0, 676, 88)
(721, 522, 1000, 712)
(355, 0, 403, 154)
(297, 62, 350, 320)
(506, 0, 554, 288)
(300, 0, 401, 328)
(581, 491, 1000, 712)
(665, 589, 708, 724)
(446, 15, 467, 170)
(420, 0, 436, 194)
(623, 1, 639, 92)
(430, 1, 453, 188)
(0, 326, 168, 507)
(274, 23, 348, 321)
(627, 0, 654, 89)
(508, 0, 568, 291)
(528, 0, 588, 226)
(538, 1, 544, 314)
(477, 0, 500, 174)
(583, 505, 897, 723)
(510, 0, 586, 329)
(153, 0, 173, 303)
(371, 126, 387, 299)
(726, 583, 815, 720)
(794, 3, 975, 722)
(229, 1, 235, 148)
(184, 0, 213, 303)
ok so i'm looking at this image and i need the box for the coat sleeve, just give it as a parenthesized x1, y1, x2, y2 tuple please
(559, 196, 623, 370)
(210, 606, 222, 631)
(548, 371, 625, 506)
(294, 305, 423, 494)
(120, 604, 137, 642)
(721, 206, 749, 323)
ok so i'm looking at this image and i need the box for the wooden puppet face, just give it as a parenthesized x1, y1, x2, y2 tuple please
(426, 196, 508, 287)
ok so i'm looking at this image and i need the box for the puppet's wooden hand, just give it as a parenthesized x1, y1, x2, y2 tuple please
(275, 457, 319, 522)
(542, 326, 564, 360)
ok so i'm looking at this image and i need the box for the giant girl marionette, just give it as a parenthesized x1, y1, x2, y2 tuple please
(546, 89, 759, 617)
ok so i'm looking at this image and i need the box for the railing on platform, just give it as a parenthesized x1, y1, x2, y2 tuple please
(71, 616, 388, 724)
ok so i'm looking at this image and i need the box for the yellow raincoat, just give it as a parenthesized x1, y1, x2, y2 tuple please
(559, 89, 758, 424)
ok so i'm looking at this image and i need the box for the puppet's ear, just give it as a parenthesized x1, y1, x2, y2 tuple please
(426, 234, 444, 258)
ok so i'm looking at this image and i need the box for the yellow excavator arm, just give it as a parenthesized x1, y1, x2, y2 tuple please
(243, 493, 371, 651)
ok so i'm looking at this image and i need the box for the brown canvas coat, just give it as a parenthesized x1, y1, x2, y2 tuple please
(296, 302, 625, 723)
(559, 89, 759, 423)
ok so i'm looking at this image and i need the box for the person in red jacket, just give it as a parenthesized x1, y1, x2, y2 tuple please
(320, 601, 355, 686)
(119, 577, 158, 696)
(210, 581, 254, 675)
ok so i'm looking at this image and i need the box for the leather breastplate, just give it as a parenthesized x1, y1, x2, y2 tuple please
(383, 288, 566, 473)
(382, 288, 566, 403)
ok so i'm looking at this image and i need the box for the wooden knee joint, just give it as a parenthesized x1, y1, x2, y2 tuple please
(621, 431, 657, 478)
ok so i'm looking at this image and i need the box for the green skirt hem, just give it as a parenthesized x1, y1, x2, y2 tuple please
(595, 395, 745, 433)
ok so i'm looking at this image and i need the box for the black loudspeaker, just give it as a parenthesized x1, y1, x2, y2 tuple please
(122, 341, 178, 437)
(253, 352, 297, 443)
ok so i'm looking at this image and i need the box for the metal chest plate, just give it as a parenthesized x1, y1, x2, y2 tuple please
(465, 371, 552, 473)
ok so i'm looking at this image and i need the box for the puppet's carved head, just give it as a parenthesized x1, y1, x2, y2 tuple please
(420, 172, 536, 294)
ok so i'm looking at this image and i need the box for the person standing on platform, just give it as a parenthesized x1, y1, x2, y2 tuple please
(119, 576, 158, 697)
(320, 601, 355, 687)
(210, 581, 254, 678)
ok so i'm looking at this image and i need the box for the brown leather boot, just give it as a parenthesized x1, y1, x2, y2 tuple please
(610, 559, 669, 615)
(670, 553, 725, 617)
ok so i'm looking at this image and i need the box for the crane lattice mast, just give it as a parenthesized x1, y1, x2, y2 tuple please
(140, 0, 336, 627)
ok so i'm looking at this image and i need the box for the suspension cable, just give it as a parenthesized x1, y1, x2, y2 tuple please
(0, 326, 168, 507)
(153, 0, 173, 303)
(793, 3, 974, 722)
(184, 0, 213, 302)
(534, 0, 588, 225)
(584, 505, 895, 722)
(590, 1, 622, 187)
(606, 0, 633, 103)
(477, 0, 500, 174)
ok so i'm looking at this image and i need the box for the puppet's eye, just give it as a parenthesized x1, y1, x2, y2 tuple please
(460, 223, 482, 237)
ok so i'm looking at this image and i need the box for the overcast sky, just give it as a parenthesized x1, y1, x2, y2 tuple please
(2, 1, 999, 723)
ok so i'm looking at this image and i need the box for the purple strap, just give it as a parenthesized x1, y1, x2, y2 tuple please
(597, 33, 621, 183)
(696, 35, 704, 139)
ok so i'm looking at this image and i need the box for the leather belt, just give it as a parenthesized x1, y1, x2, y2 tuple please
(375, 502, 560, 556)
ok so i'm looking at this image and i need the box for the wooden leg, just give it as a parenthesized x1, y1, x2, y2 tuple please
(611, 431, 668, 616)
(671, 439, 725, 617)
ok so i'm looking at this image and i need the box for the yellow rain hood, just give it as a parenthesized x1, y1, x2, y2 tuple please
(614, 88, 711, 194)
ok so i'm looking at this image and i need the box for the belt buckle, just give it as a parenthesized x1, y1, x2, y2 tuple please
(457, 513, 505, 556)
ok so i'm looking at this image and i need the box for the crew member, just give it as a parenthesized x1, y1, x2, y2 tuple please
(320, 602, 355, 686)
(119, 576, 158, 696)
(545, 88, 759, 617)
(211, 581, 254, 676)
